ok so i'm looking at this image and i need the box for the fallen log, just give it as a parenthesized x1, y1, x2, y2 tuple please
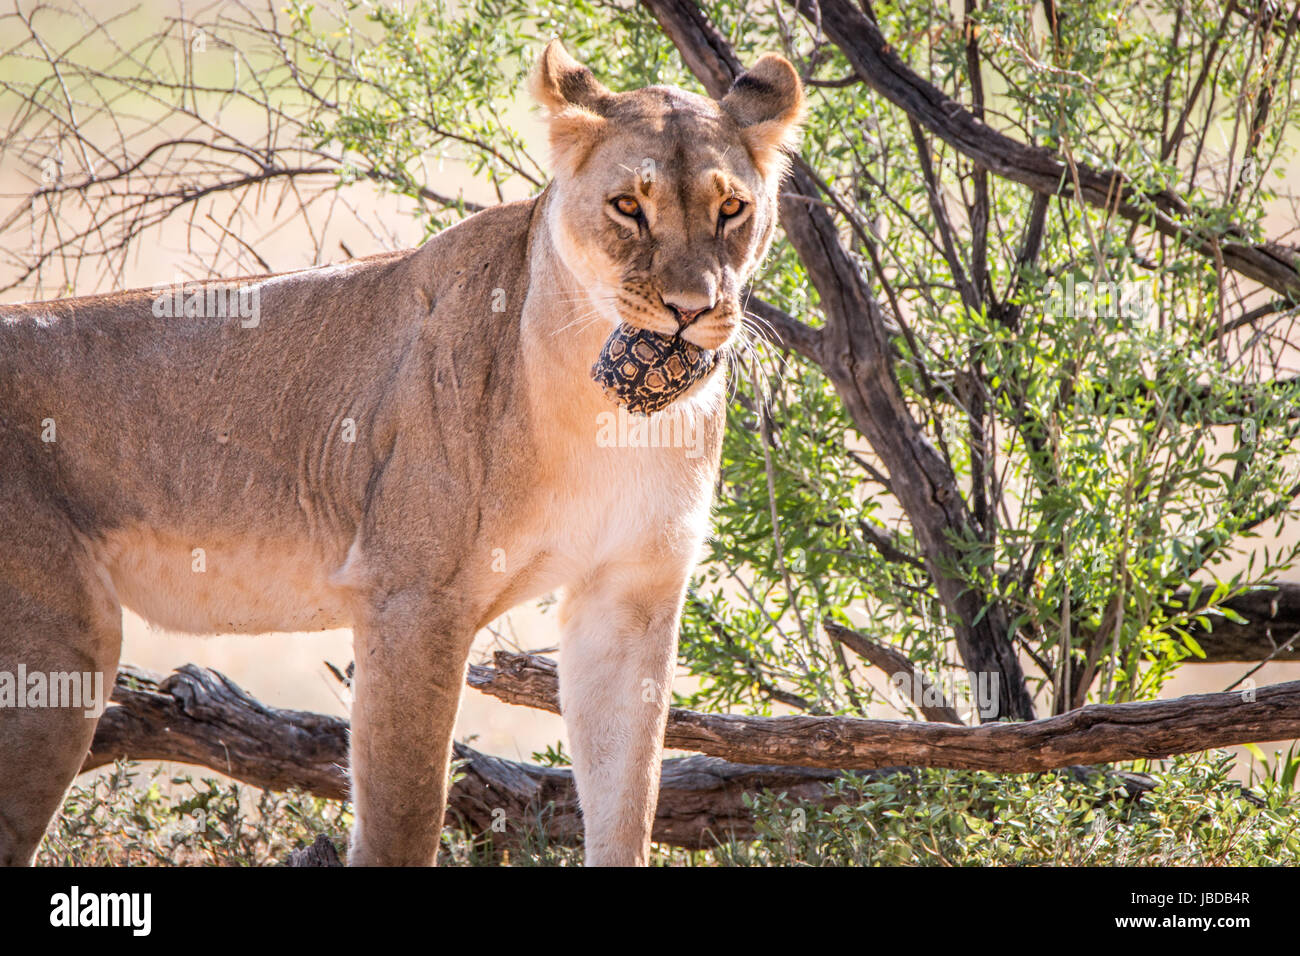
(85, 664, 885, 849)
(287, 834, 343, 867)
(84, 662, 1178, 850)
(99, 652, 1300, 780)
(470, 651, 1300, 770)
(89, 658, 1288, 849)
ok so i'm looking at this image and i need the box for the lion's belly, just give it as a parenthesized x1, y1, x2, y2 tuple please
(94, 525, 353, 635)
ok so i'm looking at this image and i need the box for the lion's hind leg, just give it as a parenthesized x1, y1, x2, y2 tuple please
(0, 477, 122, 866)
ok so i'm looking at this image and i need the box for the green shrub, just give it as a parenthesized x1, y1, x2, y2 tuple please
(39, 751, 1297, 866)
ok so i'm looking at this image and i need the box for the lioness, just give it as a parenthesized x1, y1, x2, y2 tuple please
(0, 41, 803, 866)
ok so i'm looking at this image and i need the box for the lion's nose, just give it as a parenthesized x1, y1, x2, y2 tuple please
(671, 306, 707, 328)
(662, 294, 714, 329)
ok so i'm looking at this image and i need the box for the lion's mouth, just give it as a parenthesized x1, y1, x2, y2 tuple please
(608, 289, 737, 352)
(678, 317, 735, 352)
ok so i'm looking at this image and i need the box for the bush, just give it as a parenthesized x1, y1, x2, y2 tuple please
(722, 752, 1300, 866)
(39, 751, 1298, 866)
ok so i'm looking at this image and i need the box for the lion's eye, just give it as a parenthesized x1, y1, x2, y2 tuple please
(613, 196, 641, 218)
(719, 196, 744, 218)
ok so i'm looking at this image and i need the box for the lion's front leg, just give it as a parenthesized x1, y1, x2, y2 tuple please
(558, 564, 686, 866)
(347, 592, 475, 866)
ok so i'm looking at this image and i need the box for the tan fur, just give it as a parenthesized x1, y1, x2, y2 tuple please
(0, 42, 802, 866)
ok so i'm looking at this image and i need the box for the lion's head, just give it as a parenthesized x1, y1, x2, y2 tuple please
(531, 41, 804, 352)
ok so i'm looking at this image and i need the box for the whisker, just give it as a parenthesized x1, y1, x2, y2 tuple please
(740, 315, 792, 377)
(571, 316, 607, 337)
(741, 309, 779, 340)
(551, 307, 607, 336)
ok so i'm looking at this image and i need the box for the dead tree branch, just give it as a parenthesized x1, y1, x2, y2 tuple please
(96, 650, 1296, 781)
(84, 657, 1285, 850)
(85, 664, 880, 849)
(1180, 582, 1300, 662)
(470, 652, 1300, 770)
(822, 619, 964, 723)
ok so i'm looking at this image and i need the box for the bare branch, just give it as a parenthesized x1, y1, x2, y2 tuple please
(823, 619, 964, 723)
(470, 651, 1300, 771)
(86, 663, 886, 849)
(89, 656, 1298, 832)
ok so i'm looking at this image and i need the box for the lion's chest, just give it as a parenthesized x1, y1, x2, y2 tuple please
(475, 404, 720, 622)
(553, 442, 704, 558)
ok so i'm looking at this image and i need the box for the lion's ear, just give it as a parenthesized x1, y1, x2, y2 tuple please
(721, 54, 805, 178)
(530, 39, 613, 115)
(529, 39, 612, 175)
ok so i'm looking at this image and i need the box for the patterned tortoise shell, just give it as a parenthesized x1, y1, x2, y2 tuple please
(591, 323, 719, 415)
